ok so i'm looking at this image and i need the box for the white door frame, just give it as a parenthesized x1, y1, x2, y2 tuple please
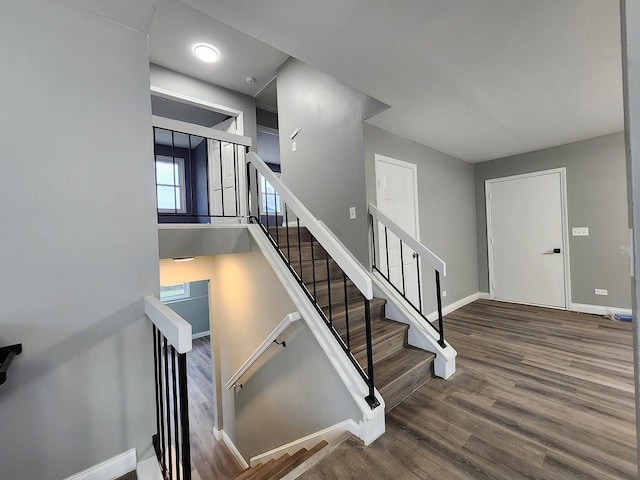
(374, 153, 424, 308)
(485, 167, 572, 309)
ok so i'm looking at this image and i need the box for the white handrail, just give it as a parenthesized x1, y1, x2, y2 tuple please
(247, 152, 374, 299)
(152, 115, 252, 147)
(144, 296, 193, 354)
(224, 311, 302, 389)
(368, 203, 446, 276)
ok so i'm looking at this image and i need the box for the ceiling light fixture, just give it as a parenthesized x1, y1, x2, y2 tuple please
(173, 257, 195, 262)
(193, 44, 219, 63)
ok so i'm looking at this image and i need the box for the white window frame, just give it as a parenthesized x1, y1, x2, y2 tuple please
(260, 174, 282, 215)
(160, 283, 191, 303)
(156, 155, 187, 214)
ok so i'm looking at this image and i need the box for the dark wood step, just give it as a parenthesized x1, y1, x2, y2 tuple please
(262, 442, 328, 480)
(289, 257, 344, 283)
(307, 278, 362, 308)
(350, 319, 409, 366)
(284, 242, 328, 264)
(320, 297, 387, 335)
(375, 346, 435, 413)
(268, 225, 313, 245)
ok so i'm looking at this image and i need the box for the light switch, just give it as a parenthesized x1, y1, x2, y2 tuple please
(595, 288, 608, 296)
(291, 141, 297, 152)
(349, 207, 356, 220)
(572, 227, 589, 236)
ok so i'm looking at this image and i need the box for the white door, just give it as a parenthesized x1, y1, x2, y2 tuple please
(375, 154, 422, 309)
(486, 169, 569, 308)
(209, 140, 238, 216)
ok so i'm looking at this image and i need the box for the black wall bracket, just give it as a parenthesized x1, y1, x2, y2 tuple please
(0, 344, 22, 386)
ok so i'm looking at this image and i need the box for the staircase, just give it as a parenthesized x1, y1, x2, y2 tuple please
(270, 226, 435, 412)
(234, 441, 328, 480)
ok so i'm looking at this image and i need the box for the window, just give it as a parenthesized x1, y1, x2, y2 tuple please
(160, 283, 191, 302)
(155, 155, 186, 213)
(260, 175, 282, 214)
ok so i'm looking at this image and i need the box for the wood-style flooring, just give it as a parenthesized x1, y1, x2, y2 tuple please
(187, 336, 242, 480)
(300, 299, 637, 480)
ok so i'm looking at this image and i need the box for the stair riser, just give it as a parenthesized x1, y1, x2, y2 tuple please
(353, 328, 407, 366)
(380, 361, 434, 413)
(324, 301, 387, 335)
(284, 243, 328, 263)
(310, 282, 362, 308)
(289, 259, 344, 283)
(268, 226, 313, 245)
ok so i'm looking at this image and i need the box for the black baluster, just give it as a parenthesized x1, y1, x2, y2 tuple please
(178, 353, 192, 480)
(435, 271, 446, 348)
(343, 274, 351, 350)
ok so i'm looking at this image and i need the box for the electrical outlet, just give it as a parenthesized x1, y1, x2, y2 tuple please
(572, 227, 589, 236)
(349, 207, 356, 220)
(595, 288, 608, 296)
(442, 291, 447, 298)
(291, 141, 297, 152)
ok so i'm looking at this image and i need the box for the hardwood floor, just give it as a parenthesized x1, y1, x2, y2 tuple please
(300, 299, 637, 480)
(187, 336, 242, 480)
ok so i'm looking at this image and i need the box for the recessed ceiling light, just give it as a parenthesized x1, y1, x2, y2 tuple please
(193, 44, 219, 63)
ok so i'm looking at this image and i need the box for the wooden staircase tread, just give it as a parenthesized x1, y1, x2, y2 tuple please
(245, 454, 293, 480)
(346, 319, 409, 353)
(374, 345, 435, 391)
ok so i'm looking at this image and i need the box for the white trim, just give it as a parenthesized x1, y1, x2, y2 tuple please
(248, 152, 374, 299)
(213, 426, 223, 441)
(570, 303, 633, 316)
(224, 311, 302, 389)
(144, 296, 192, 353)
(257, 125, 279, 136)
(249, 420, 359, 467)
(150, 85, 245, 136)
(368, 203, 445, 275)
(152, 115, 252, 147)
(478, 292, 491, 300)
(222, 430, 249, 469)
(485, 168, 571, 309)
(136, 456, 163, 480)
(63, 449, 136, 480)
(192, 330, 210, 339)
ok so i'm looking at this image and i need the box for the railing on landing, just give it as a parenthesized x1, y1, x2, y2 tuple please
(368, 203, 447, 348)
(152, 116, 251, 223)
(144, 296, 193, 480)
(246, 152, 379, 409)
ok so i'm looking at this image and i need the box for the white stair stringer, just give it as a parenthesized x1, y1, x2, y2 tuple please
(248, 225, 385, 446)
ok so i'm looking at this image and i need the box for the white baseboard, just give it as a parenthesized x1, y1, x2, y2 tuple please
(570, 302, 632, 316)
(478, 292, 491, 300)
(213, 426, 223, 441)
(222, 430, 249, 470)
(192, 330, 210, 339)
(249, 420, 359, 467)
(63, 449, 136, 480)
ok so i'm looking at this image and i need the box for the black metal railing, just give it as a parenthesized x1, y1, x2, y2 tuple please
(369, 207, 447, 349)
(152, 326, 191, 480)
(247, 160, 379, 409)
(153, 126, 248, 223)
(0, 344, 22, 386)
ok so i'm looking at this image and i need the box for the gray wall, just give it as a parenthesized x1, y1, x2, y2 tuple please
(210, 239, 361, 460)
(0, 1, 159, 478)
(364, 124, 479, 310)
(277, 58, 387, 263)
(475, 132, 631, 308)
(165, 280, 210, 335)
(150, 64, 258, 151)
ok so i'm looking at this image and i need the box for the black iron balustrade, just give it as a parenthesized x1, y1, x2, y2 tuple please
(152, 125, 249, 223)
(152, 326, 191, 480)
(369, 206, 447, 349)
(246, 160, 379, 410)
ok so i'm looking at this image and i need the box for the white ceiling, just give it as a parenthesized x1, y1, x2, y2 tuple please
(181, 0, 623, 163)
(149, 0, 289, 97)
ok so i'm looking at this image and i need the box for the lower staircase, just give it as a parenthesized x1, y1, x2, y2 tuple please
(269, 226, 435, 412)
(234, 441, 328, 480)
